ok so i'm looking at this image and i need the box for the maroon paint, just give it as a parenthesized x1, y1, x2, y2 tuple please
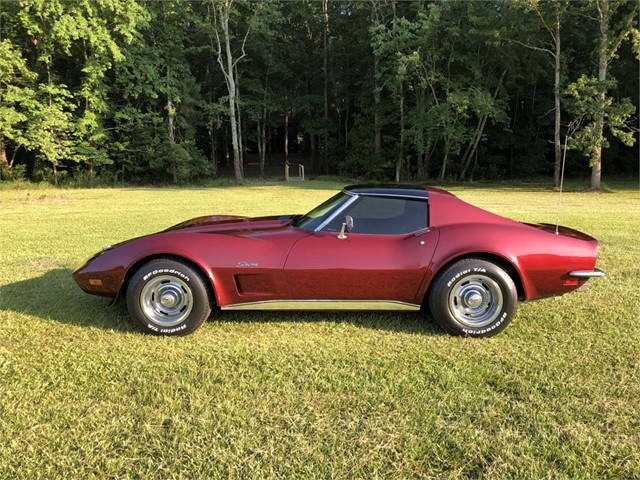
(73, 187, 601, 308)
(284, 229, 438, 302)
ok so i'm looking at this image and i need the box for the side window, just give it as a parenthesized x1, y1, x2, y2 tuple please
(323, 196, 427, 234)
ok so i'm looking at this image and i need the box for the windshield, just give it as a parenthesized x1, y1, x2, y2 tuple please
(295, 192, 350, 231)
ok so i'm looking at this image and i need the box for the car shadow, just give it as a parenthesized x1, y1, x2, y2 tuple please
(220, 310, 442, 336)
(1, 269, 442, 336)
(0, 269, 135, 333)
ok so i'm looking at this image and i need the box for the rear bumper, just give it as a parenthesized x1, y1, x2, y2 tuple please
(568, 268, 606, 278)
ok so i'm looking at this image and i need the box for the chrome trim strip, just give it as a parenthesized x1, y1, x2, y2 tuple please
(358, 192, 428, 201)
(314, 194, 359, 232)
(568, 268, 606, 278)
(221, 299, 421, 311)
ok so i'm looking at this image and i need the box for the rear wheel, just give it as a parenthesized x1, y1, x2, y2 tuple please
(126, 259, 212, 336)
(428, 258, 517, 337)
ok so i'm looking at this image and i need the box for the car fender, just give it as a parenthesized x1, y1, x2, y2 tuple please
(416, 223, 529, 304)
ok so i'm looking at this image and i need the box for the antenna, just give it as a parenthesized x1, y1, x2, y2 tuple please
(555, 119, 579, 235)
(554, 133, 569, 235)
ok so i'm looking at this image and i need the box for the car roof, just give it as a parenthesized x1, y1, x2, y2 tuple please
(343, 184, 446, 200)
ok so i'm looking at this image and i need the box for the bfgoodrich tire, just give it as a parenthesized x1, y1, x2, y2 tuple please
(126, 259, 212, 336)
(429, 258, 517, 337)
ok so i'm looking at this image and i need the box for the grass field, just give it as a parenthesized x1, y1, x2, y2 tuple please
(1, 180, 638, 478)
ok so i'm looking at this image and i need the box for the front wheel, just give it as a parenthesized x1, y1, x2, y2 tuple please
(428, 258, 517, 337)
(126, 259, 212, 336)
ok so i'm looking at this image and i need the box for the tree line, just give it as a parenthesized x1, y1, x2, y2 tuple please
(0, 0, 638, 188)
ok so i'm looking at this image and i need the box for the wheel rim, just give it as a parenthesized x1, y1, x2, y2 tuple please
(140, 275, 193, 327)
(448, 275, 503, 328)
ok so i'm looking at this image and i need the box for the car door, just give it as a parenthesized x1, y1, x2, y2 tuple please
(284, 196, 439, 304)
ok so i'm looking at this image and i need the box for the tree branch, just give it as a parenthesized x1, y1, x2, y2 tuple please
(539, 107, 556, 120)
(569, 10, 598, 22)
(533, 5, 557, 43)
(232, 25, 250, 69)
(509, 39, 556, 59)
(607, 8, 637, 60)
(210, 3, 231, 88)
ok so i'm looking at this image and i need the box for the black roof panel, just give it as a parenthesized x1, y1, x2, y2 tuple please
(343, 184, 428, 199)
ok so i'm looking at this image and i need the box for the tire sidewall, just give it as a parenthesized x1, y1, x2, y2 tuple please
(430, 259, 517, 337)
(126, 260, 211, 336)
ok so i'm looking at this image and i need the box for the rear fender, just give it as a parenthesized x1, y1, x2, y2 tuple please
(418, 222, 599, 304)
(416, 224, 530, 305)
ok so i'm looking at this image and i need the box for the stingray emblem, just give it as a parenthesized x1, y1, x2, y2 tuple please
(237, 261, 259, 268)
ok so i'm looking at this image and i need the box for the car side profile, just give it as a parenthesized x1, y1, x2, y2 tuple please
(73, 185, 605, 337)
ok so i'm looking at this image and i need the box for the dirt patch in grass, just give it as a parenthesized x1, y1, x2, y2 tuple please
(28, 258, 66, 270)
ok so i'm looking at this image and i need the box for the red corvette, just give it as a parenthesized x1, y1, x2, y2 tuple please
(73, 185, 605, 337)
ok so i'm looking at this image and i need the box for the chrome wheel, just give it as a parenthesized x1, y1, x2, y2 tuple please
(140, 275, 193, 327)
(448, 275, 503, 328)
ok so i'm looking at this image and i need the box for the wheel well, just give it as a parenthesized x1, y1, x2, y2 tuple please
(425, 253, 525, 304)
(119, 254, 217, 307)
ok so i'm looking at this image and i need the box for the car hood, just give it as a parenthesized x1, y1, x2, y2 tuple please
(76, 214, 299, 273)
(163, 214, 297, 234)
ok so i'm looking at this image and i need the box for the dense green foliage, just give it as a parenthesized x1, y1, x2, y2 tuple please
(0, 0, 638, 185)
(1, 182, 639, 478)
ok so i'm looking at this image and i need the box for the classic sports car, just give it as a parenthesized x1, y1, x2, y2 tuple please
(73, 185, 605, 337)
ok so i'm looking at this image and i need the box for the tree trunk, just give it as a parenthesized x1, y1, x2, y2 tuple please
(260, 110, 267, 175)
(415, 89, 427, 179)
(10, 145, 20, 169)
(459, 70, 506, 181)
(420, 152, 430, 179)
(207, 17, 217, 180)
(267, 123, 272, 164)
(0, 133, 8, 180)
(88, 163, 95, 186)
(227, 64, 242, 182)
(459, 115, 488, 181)
(210, 125, 218, 178)
(591, 0, 609, 190)
(509, 90, 520, 169)
(224, 128, 230, 167)
(284, 107, 289, 164)
(373, 55, 382, 161)
(553, 10, 562, 188)
(310, 133, 317, 173)
(344, 102, 349, 149)
(322, 0, 329, 175)
(0, 89, 4, 180)
(235, 65, 244, 175)
(238, 115, 244, 169)
(470, 149, 479, 182)
(395, 85, 404, 183)
(417, 144, 426, 179)
(215, 3, 243, 184)
(260, 67, 269, 177)
(458, 115, 483, 180)
(167, 96, 177, 184)
(440, 136, 450, 181)
(371, 2, 382, 162)
(257, 121, 263, 176)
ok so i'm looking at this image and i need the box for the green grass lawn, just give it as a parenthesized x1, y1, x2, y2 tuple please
(1, 181, 638, 478)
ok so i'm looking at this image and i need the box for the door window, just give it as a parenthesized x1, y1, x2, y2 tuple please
(322, 196, 427, 234)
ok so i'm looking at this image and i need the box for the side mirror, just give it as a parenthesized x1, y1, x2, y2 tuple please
(345, 215, 354, 231)
(338, 215, 354, 240)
